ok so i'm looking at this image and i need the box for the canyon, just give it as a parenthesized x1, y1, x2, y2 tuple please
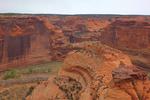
(0, 14, 150, 71)
(0, 14, 150, 100)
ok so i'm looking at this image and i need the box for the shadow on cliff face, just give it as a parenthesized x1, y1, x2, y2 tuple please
(0, 39, 4, 63)
(131, 59, 150, 72)
(6, 35, 31, 61)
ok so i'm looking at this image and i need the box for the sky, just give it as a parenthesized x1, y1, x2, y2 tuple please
(0, 0, 149, 15)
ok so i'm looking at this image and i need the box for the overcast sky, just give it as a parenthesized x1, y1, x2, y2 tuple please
(0, 0, 149, 15)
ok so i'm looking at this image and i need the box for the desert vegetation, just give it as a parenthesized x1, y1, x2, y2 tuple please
(1, 61, 62, 80)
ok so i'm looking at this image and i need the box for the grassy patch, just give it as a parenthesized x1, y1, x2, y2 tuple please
(20, 61, 62, 74)
(2, 61, 62, 80)
(3, 69, 20, 80)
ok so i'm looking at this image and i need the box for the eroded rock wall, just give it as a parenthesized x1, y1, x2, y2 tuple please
(0, 16, 52, 70)
(100, 20, 150, 49)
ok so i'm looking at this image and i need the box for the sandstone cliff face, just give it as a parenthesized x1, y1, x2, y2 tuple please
(100, 20, 150, 49)
(0, 15, 150, 70)
(27, 42, 150, 100)
(0, 16, 52, 70)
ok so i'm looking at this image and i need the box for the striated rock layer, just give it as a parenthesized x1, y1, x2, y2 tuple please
(27, 41, 150, 100)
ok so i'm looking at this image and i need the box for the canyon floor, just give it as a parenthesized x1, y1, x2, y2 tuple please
(0, 61, 62, 100)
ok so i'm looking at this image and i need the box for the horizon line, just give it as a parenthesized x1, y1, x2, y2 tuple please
(0, 13, 150, 16)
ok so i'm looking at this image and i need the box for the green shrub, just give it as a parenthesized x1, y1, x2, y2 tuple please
(28, 68, 34, 74)
(3, 69, 19, 80)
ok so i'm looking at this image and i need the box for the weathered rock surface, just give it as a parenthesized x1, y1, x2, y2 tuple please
(26, 42, 150, 100)
(40, 15, 150, 71)
(0, 84, 35, 100)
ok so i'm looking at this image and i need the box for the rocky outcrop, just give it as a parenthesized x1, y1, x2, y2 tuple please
(26, 41, 150, 100)
(0, 84, 35, 100)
